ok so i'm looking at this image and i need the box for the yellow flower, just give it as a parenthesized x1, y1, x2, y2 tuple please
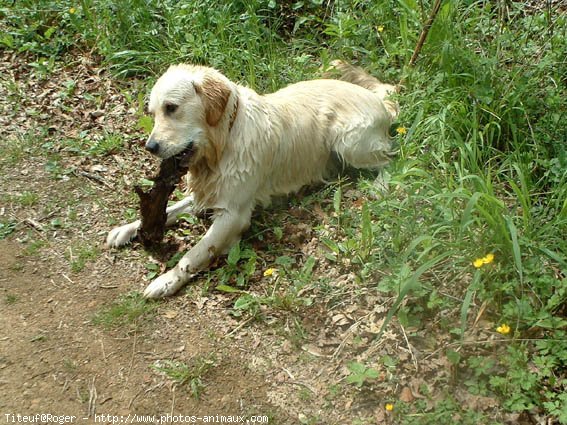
(377, 25, 384, 33)
(483, 253, 495, 264)
(69, 7, 76, 14)
(473, 258, 484, 268)
(396, 126, 407, 135)
(496, 323, 511, 335)
(473, 253, 495, 268)
(263, 268, 276, 277)
(385, 403, 394, 411)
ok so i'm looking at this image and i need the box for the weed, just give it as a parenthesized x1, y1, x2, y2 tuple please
(92, 292, 157, 330)
(30, 334, 47, 342)
(4, 294, 18, 305)
(215, 242, 257, 290)
(16, 191, 39, 207)
(24, 239, 47, 256)
(63, 358, 77, 372)
(346, 361, 379, 388)
(151, 354, 216, 399)
(0, 131, 42, 166)
(66, 243, 99, 273)
(145, 262, 160, 281)
(59, 132, 125, 157)
(0, 220, 17, 240)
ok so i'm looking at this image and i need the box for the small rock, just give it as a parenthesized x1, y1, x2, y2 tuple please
(90, 110, 104, 118)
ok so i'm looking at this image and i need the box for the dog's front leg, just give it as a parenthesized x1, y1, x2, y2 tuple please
(106, 195, 195, 247)
(143, 208, 251, 299)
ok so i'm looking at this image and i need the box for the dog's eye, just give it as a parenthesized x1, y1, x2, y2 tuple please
(164, 103, 178, 114)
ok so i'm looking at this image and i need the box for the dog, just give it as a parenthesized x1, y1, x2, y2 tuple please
(106, 61, 399, 298)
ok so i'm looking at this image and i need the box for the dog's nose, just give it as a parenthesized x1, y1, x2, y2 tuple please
(145, 138, 160, 154)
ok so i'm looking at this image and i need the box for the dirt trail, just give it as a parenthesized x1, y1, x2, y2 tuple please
(0, 238, 280, 421)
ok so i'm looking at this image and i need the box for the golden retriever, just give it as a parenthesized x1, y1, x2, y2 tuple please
(106, 61, 399, 298)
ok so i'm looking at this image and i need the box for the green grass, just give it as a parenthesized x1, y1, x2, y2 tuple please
(66, 242, 100, 272)
(151, 354, 216, 399)
(1, 0, 566, 422)
(92, 292, 157, 330)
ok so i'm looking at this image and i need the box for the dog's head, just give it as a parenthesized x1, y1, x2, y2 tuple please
(145, 64, 235, 165)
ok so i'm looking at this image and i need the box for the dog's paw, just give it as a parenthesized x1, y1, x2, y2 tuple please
(143, 268, 186, 299)
(106, 221, 140, 248)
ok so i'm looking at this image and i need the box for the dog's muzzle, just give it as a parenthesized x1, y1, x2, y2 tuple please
(145, 137, 194, 162)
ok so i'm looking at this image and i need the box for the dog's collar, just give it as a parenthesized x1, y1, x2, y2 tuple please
(228, 96, 239, 132)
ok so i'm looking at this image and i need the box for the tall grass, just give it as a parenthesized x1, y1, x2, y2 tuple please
(1, 0, 566, 421)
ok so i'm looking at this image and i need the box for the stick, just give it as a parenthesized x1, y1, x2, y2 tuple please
(408, 0, 443, 67)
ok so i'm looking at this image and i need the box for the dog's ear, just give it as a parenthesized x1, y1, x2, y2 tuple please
(194, 76, 231, 127)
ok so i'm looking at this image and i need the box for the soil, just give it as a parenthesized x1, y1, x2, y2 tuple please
(0, 237, 274, 419)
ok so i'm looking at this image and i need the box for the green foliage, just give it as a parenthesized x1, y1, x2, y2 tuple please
(346, 361, 379, 388)
(215, 242, 258, 290)
(0, 220, 17, 240)
(4, 293, 18, 305)
(151, 354, 216, 399)
(66, 242, 100, 272)
(219, 251, 317, 319)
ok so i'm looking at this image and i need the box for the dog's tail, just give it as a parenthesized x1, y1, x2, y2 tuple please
(325, 60, 399, 120)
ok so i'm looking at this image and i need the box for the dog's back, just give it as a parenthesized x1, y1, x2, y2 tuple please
(325, 60, 399, 120)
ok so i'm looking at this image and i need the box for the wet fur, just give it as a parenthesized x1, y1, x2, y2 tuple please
(106, 61, 399, 298)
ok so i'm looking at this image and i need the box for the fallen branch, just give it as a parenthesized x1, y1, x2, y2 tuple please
(135, 152, 191, 247)
(408, 0, 443, 67)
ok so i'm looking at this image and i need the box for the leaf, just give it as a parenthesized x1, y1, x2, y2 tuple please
(400, 387, 414, 403)
(460, 192, 483, 232)
(216, 284, 244, 294)
(233, 294, 259, 313)
(227, 242, 241, 266)
(347, 361, 367, 374)
(505, 216, 523, 283)
(275, 255, 295, 266)
(321, 237, 340, 254)
(446, 349, 461, 365)
(137, 115, 154, 134)
(460, 270, 481, 341)
(300, 256, 316, 280)
(360, 202, 373, 259)
(346, 362, 379, 388)
(273, 226, 283, 240)
(333, 186, 342, 215)
(378, 252, 452, 339)
(139, 178, 154, 188)
(166, 252, 184, 268)
(365, 368, 379, 379)
(43, 26, 56, 40)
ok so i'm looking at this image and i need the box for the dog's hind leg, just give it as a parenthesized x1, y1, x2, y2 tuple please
(105, 195, 196, 248)
(143, 207, 252, 298)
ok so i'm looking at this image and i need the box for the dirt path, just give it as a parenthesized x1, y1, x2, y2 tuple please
(0, 235, 282, 419)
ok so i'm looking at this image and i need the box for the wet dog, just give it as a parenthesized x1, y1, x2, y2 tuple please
(106, 61, 398, 298)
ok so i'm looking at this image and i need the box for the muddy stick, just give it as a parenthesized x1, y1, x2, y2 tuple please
(135, 154, 190, 247)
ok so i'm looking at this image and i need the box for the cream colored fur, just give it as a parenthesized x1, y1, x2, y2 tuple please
(106, 62, 398, 298)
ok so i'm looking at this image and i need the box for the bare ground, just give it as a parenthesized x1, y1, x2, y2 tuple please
(0, 51, 525, 424)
